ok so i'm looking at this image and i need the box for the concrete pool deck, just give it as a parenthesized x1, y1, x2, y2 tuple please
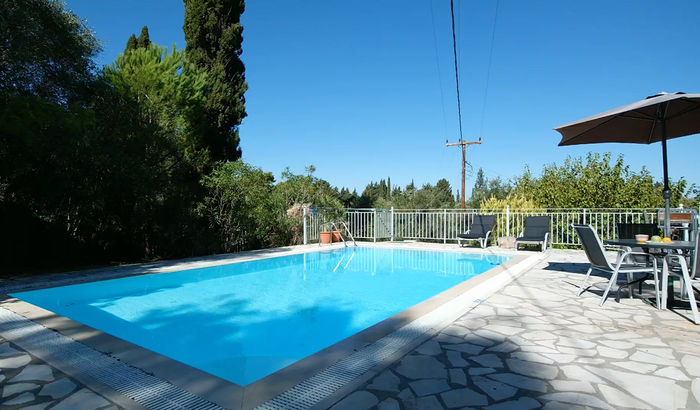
(2, 243, 700, 409)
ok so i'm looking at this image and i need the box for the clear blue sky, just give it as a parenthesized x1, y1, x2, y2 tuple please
(67, 0, 700, 198)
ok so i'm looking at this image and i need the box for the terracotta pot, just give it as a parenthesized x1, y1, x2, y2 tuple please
(497, 236, 516, 249)
(320, 231, 332, 244)
(332, 231, 344, 242)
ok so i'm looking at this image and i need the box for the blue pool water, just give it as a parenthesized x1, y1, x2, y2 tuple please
(13, 247, 510, 385)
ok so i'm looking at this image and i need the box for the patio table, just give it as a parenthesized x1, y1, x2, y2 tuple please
(604, 239, 695, 308)
(603, 238, 695, 252)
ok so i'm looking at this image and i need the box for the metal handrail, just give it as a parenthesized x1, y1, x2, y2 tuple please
(320, 221, 357, 247)
(338, 221, 358, 247)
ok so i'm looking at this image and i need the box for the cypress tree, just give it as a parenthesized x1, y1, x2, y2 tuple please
(183, 0, 247, 162)
(136, 26, 150, 49)
(125, 34, 137, 52)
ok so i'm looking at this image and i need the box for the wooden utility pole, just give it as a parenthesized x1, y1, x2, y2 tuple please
(446, 138, 482, 209)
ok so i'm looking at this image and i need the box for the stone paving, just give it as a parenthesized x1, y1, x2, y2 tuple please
(0, 336, 122, 409)
(330, 249, 700, 410)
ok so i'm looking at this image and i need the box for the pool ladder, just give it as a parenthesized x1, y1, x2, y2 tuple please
(320, 221, 357, 247)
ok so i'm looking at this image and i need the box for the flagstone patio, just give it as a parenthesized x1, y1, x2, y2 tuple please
(0, 335, 123, 409)
(328, 249, 700, 410)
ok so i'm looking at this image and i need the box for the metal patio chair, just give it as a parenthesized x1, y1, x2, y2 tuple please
(515, 216, 550, 252)
(574, 224, 660, 307)
(614, 222, 661, 290)
(661, 231, 700, 324)
(457, 214, 496, 249)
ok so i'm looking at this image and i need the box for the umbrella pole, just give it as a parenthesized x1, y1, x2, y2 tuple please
(661, 118, 671, 237)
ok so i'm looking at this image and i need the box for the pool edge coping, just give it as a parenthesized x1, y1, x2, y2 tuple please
(0, 243, 544, 410)
(306, 250, 547, 410)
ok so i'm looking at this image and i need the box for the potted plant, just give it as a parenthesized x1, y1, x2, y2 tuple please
(320, 231, 332, 244)
(317, 206, 345, 244)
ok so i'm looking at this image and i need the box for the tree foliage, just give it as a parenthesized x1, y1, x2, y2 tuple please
(359, 179, 391, 207)
(338, 187, 360, 208)
(183, 0, 247, 162)
(125, 34, 138, 52)
(137, 26, 151, 49)
(684, 185, 699, 209)
(467, 169, 511, 208)
(3, 0, 254, 271)
(104, 44, 210, 169)
(512, 153, 687, 209)
(274, 166, 343, 210)
(124, 26, 151, 53)
(1, 0, 103, 270)
(0, 0, 99, 101)
(200, 161, 280, 252)
(98, 44, 213, 258)
(414, 179, 456, 209)
(479, 194, 537, 210)
(201, 164, 346, 250)
(357, 178, 457, 209)
(479, 194, 538, 238)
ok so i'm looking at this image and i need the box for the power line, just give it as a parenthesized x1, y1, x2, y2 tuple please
(449, 0, 463, 141)
(429, 0, 448, 138)
(447, 0, 480, 210)
(479, 0, 500, 136)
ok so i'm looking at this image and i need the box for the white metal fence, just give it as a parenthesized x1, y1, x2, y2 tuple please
(303, 207, 694, 248)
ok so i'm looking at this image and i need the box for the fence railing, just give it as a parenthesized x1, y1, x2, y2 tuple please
(303, 207, 696, 248)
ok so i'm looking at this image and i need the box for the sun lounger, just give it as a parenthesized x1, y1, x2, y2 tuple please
(515, 216, 550, 252)
(457, 214, 496, 249)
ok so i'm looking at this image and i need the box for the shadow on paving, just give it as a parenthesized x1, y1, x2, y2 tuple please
(331, 250, 700, 410)
(0, 332, 120, 409)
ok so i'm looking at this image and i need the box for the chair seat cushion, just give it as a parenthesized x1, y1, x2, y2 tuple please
(458, 233, 484, 239)
(516, 236, 545, 242)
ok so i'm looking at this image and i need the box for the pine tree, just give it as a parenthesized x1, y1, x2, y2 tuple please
(125, 34, 137, 53)
(378, 179, 388, 199)
(184, 0, 247, 162)
(136, 26, 151, 49)
(468, 168, 487, 208)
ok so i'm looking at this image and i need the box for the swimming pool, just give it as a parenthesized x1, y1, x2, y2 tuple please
(12, 247, 511, 386)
